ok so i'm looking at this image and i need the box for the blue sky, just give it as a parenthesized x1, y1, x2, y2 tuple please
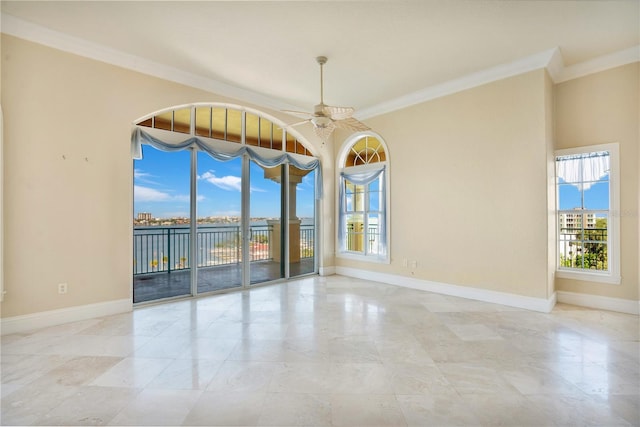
(558, 178, 609, 211)
(134, 146, 316, 219)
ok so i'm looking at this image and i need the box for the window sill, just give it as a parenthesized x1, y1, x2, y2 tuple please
(556, 269, 621, 285)
(337, 251, 390, 264)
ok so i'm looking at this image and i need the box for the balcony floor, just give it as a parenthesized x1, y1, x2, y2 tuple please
(133, 259, 315, 303)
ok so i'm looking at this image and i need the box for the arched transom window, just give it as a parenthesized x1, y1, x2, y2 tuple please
(136, 103, 314, 156)
(345, 135, 387, 166)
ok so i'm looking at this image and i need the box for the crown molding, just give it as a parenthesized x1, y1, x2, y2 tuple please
(556, 45, 640, 83)
(358, 45, 640, 120)
(356, 47, 560, 120)
(545, 46, 565, 83)
(0, 13, 301, 113)
(2, 13, 638, 121)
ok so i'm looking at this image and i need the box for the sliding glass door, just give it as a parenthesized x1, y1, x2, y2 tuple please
(249, 162, 284, 285)
(133, 104, 319, 304)
(289, 166, 316, 277)
(196, 152, 243, 293)
(133, 146, 192, 303)
(134, 152, 315, 302)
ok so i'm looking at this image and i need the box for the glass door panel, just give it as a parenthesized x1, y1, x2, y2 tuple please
(249, 161, 284, 285)
(133, 146, 192, 303)
(289, 166, 316, 277)
(196, 152, 243, 293)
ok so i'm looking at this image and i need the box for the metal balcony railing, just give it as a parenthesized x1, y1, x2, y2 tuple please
(558, 227, 608, 271)
(133, 224, 314, 275)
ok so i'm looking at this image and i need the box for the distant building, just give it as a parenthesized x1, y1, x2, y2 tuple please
(137, 212, 152, 221)
(559, 209, 595, 233)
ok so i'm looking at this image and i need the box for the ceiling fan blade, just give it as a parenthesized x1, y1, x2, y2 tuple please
(324, 105, 354, 121)
(333, 117, 370, 132)
(282, 110, 313, 118)
(288, 119, 312, 128)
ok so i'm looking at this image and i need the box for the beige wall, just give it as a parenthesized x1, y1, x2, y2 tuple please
(336, 70, 552, 300)
(2, 33, 637, 321)
(554, 63, 639, 301)
(0, 35, 327, 318)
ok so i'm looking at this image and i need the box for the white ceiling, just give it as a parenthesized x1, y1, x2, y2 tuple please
(2, 1, 638, 118)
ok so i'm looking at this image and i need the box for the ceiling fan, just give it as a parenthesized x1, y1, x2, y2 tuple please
(284, 56, 370, 141)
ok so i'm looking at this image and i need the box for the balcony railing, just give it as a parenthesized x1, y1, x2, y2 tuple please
(134, 224, 314, 275)
(558, 227, 608, 271)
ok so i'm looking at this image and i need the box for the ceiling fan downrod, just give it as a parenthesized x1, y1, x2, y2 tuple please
(316, 56, 327, 107)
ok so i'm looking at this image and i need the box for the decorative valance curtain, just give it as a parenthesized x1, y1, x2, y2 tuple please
(338, 166, 386, 255)
(131, 127, 322, 199)
(556, 151, 609, 191)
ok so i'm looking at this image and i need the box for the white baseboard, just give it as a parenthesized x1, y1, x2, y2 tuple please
(557, 291, 639, 315)
(336, 267, 557, 313)
(319, 266, 336, 276)
(1, 298, 132, 335)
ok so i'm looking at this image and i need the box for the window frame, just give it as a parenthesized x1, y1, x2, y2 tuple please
(555, 143, 620, 284)
(337, 132, 390, 264)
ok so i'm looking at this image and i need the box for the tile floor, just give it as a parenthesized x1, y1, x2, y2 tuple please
(1, 275, 639, 426)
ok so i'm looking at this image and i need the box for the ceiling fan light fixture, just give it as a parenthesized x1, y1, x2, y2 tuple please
(311, 115, 333, 128)
(313, 120, 336, 141)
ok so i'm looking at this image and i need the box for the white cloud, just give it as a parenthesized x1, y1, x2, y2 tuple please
(133, 169, 148, 179)
(134, 185, 171, 202)
(174, 194, 205, 202)
(199, 170, 242, 192)
(134, 185, 200, 202)
(134, 169, 159, 185)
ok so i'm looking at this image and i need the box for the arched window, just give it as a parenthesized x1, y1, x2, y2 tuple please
(134, 103, 315, 156)
(337, 133, 389, 262)
(131, 103, 321, 303)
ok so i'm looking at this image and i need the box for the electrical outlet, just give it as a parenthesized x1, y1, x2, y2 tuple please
(58, 283, 68, 294)
(410, 260, 418, 269)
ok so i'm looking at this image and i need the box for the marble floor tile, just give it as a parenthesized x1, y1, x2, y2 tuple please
(436, 362, 520, 395)
(266, 362, 334, 394)
(375, 338, 436, 365)
(89, 357, 173, 388)
(39, 334, 151, 357)
(326, 336, 381, 363)
(500, 363, 584, 396)
(606, 394, 640, 426)
(108, 388, 203, 426)
(1, 384, 79, 425)
(1, 275, 637, 427)
(463, 393, 558, 426)
(178, 337, 240, 360)
(182, 391, 265, 426)
(1, 354, 73, 386)
(33, 386, 140, 426)
(207, 361, 284, 393)
(330, 394, 407, 426)
(526, 392, 635, 426)
(397, 393, 481, 426)
(132, 335, 195, 359)
(385, 362, 456, 395)
(146, 358, 222, 390)
(227, 338, 327, 363)
(1, 334, 63, 355)
(0, 382, 24, 398)
(27, 356, 124, 388)
(257, 392, 332, 426)
(446, 323, 504, 341)
(551, 361, 640, 396)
